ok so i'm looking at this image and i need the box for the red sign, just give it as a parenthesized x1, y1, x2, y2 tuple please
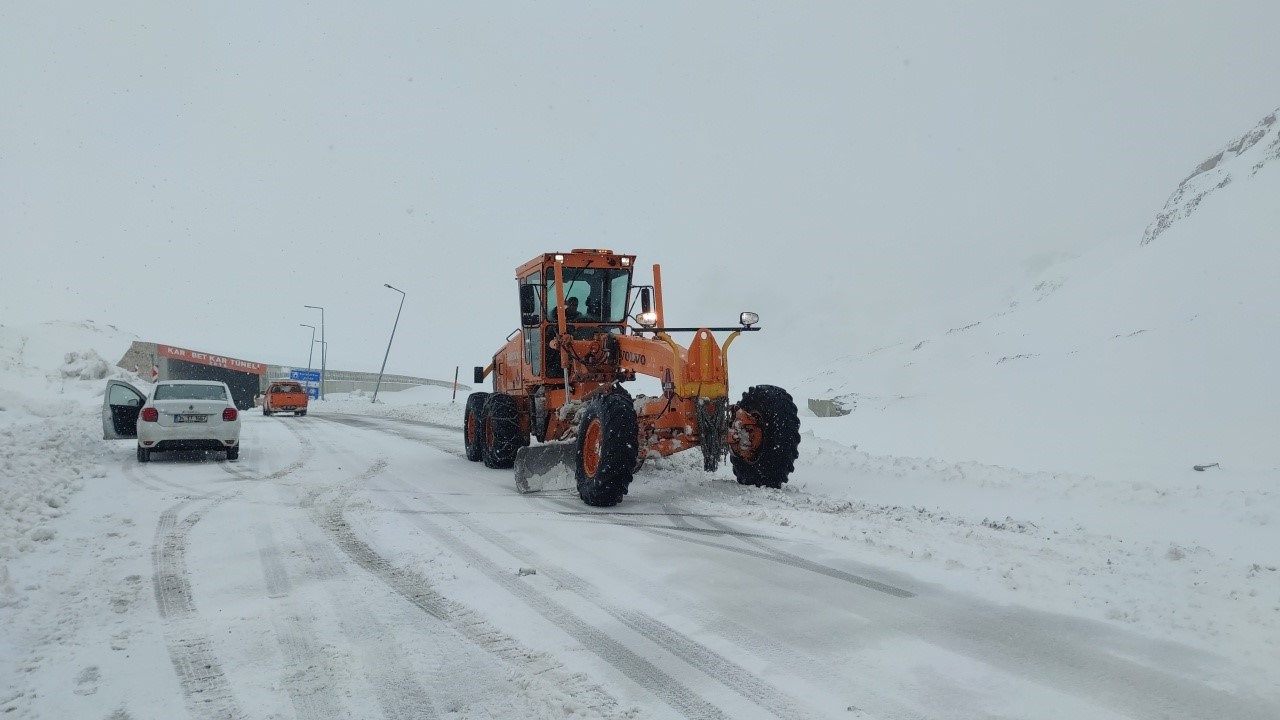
(157, 344, 266, 376)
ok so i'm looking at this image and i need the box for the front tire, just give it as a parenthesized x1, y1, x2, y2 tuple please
(483, 393, 523, 469)
(729, 385, 801, 489)
(137, 445, 151, 462)
(464, 392, 490, 462)
(575, 392, 638, 507)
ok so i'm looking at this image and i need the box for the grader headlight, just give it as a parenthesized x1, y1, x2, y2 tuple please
(637, 311, 659, 327)
(739, 311, 759, 327)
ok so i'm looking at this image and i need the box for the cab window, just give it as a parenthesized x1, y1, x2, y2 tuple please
(547, 267, 630, 323)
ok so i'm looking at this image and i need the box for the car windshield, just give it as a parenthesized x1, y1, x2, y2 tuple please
(154, 384, 228, 401)
(274, 384, 302, 393)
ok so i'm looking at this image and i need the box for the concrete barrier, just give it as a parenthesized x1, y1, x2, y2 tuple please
(807, 398, 852, 417)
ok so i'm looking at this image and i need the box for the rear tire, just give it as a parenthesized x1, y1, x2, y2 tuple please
(226, 446, 240, 461)
(729, 385, 801, 489)
(464, 392, 490, 462)
(483, 393, 522, 469)
(575, 392, 638, 507)
(263, 408, 273, 416)
(296, 410, 306, 416)
(137, 445, 150, 462)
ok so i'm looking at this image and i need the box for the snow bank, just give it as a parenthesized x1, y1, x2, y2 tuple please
(0, 322, 140, 570)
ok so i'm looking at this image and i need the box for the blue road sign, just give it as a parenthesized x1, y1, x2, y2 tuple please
(290, 369, 321, 383)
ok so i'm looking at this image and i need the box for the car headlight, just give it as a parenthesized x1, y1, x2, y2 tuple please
(739, 311, 759, 327)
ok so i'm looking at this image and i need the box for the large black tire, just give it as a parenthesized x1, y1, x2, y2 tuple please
(137, 445, 150, 463)
(464, 392, 490, 462)
(575, 392, 639, 507)
(483, 393, 523, 469)
(263, 408, 273, 417)
(729, 385, 801, 489)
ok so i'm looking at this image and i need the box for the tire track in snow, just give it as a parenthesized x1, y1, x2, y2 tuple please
(375, 476, 811, 720)
(146, 416, 312, 719)
(314, 414, 466, 459)
(217, 416, 315, 483)
(253, 524, 345, 720)
(239, 420, 441, 719)
(152, 495, 245, 720)
(595, 506, 933, 719)
(316, 412, 814, 717)
(543, 495, 915, 598)
(646, 526, 914, 597)
(120, 454, 215, 498)
(288, 461, 445, 720)
(680, 508, 1280, 720)
(304, 465, 634, 720)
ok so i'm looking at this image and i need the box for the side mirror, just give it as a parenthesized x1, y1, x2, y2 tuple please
(519, 285, 536, 316)
(473, 366, 486, 384)
(640, 287, 652, 313)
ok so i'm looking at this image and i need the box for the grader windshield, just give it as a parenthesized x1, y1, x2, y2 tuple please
(547, 267, 631, 323)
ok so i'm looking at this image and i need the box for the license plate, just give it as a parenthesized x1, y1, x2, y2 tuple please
(174, 414, 208, 423)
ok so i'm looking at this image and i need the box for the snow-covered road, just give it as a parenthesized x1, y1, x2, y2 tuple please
(6, 403, 1274, 719)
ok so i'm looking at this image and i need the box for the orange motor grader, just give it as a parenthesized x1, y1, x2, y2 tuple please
(465, 249, 801, 507)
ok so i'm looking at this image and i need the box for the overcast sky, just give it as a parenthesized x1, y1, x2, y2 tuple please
(3, 1, 1277, 387)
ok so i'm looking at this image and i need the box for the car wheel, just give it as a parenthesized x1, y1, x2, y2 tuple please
(137, 445, 151, 462)
(226, 446, 239, 461)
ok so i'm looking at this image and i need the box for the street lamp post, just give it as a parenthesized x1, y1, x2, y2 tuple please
(372, 284, 406, 404)
(300, 324, 316, 397)
(314, 340, 327, 383)
(304, 305, 326, 399)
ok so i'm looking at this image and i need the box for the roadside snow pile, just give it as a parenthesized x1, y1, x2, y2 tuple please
(0, 414, 110, 561)
(0, 322, 140, 565)
(58, 349, 114, 380)
(318, 386, 465, 427)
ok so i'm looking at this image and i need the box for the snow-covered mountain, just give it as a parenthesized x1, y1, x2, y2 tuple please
(1142, 107, 1280, 246)
(798, 106, 1280, 483)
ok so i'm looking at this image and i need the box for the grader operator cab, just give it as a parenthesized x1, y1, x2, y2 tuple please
(465, 249, 801, 507)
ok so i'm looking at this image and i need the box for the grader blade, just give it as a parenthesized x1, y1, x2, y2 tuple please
(514, 443, 578, 493)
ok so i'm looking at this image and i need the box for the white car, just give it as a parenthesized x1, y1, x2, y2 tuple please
(103, 379, 242, 462)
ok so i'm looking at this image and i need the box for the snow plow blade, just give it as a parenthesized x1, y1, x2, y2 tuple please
(514, 443, 578, 493)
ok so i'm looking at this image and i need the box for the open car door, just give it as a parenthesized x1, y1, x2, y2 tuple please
(102, 380, 146, 440)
